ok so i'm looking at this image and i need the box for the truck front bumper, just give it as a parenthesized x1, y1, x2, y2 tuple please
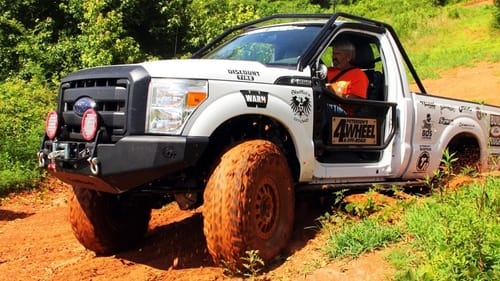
(38, 135, 209, 193)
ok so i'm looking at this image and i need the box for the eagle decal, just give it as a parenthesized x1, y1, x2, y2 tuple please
(290, 96, 311, 117)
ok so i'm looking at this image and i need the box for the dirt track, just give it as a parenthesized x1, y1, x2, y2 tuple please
(1, 62, 499, 281)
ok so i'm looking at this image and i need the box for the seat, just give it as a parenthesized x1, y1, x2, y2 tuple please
(352, 43, 384, 101)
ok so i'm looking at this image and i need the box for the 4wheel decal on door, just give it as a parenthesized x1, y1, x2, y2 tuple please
(331, 117, 377, 145)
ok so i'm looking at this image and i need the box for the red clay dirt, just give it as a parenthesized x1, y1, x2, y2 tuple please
(1, 62, 499, 281)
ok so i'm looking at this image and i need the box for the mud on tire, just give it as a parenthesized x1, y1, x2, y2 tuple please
(69, 187, 151, 255)
(203, 140, 294, 271)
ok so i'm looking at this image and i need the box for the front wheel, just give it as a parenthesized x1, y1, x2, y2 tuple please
(69, 187, 151, 255)
(203, 140, 295, 270)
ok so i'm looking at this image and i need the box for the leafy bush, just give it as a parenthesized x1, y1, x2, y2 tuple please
(0, 79, 54, 193)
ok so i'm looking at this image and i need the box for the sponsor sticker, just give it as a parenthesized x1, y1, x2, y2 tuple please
(241, 90, 268, 108)
(459, 122, 475, 129)
(476, 106, 486, 120)
(416, 151, 430, 172)
(440, 105, 455, 113)
(419, 101, 436, 109)
(331, 117, 377, 145)
(290, 89, 311, 123)
(421, 113, 433, 140)
(438, 116, 453, 125)
(420, 145, 432, 152)
(491, 126, 500, 138)
(227, 69, 260, 81)
(459, 105, 473, 113)
(490, 114, 500, 146)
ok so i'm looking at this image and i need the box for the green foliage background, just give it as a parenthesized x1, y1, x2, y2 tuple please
(0, 0, 499, 192)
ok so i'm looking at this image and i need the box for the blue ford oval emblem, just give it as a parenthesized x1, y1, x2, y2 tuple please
(74, 97, 96, 116)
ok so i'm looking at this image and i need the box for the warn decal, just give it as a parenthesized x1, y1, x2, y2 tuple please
(241, 90, 268, 108)
(332, 117, 377, 145)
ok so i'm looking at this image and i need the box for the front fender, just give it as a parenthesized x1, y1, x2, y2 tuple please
(185, 85, 316, 181)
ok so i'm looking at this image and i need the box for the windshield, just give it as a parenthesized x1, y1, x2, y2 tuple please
(204, 25, 322, 66)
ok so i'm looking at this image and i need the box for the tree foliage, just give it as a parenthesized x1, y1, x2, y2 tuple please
(0, 0, 325, 83)
(187, 0, 260, 50)
(495, 0, 500, 29)
(76, 0, 143, 68)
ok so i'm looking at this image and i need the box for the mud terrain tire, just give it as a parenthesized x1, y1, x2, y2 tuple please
(69, 187, 151, 255)
(203, 140, 294, 270)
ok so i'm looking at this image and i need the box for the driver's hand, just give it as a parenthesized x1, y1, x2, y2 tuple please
(327, 81, 349, 97)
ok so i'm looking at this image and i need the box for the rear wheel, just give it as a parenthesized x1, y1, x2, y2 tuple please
(203, 140, 294, 270)
(69, 187, 151, 255)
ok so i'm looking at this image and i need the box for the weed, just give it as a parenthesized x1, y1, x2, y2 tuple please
(375, 199, 414, 224)
(240, 250, 265, 279)
(332, 189, 348, 206)
(344, 192, 380, 218)
(460, 165, 479, 177)
(426, 148, 458, 198)
(299, 257, 329, 276)
(222, 250, 266, 279)
(440, 148, 458, 176)
(324, 219, 402, 259)
(315, 211, 348, 237)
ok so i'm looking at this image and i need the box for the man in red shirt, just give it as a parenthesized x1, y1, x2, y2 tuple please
(325, 40, 369, 115)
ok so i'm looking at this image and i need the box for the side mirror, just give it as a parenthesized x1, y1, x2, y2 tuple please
(317, 64, 328, 80)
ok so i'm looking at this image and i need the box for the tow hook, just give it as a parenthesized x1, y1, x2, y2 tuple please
(88, 157, 100, 175)
(37, 151, 46, 168)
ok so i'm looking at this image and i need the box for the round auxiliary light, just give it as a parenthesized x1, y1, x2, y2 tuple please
(45, 110, 59, 139)
(81, 109, 99, 141)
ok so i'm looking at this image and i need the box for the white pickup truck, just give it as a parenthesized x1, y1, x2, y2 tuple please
(38, 12, 500, 270)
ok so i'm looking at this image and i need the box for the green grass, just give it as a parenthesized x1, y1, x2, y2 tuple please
(405, 3, 500, 79)
(397, 177, 500, 280)
(323, 218, 402, 259)
(322, 176, 499, 281)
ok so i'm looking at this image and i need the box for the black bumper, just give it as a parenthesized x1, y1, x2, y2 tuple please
(40, 135, 209, 193)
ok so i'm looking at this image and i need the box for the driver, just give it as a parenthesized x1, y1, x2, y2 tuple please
(326, 39, 369, 115)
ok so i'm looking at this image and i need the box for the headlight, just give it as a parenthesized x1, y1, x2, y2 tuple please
(146, 79, 208, 134)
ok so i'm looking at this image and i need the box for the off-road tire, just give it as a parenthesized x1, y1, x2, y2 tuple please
(203, 140, 294, 270)
(69, 186, 151, 255)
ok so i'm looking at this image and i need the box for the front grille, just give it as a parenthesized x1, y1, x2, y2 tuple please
(61, 78, 129, 141)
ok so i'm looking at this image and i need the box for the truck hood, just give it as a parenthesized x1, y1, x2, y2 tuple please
(140, 59, 307, 83)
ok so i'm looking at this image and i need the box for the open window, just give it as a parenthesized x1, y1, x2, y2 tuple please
(313, 31, 397, 163)
(320, 33, 385, 102)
